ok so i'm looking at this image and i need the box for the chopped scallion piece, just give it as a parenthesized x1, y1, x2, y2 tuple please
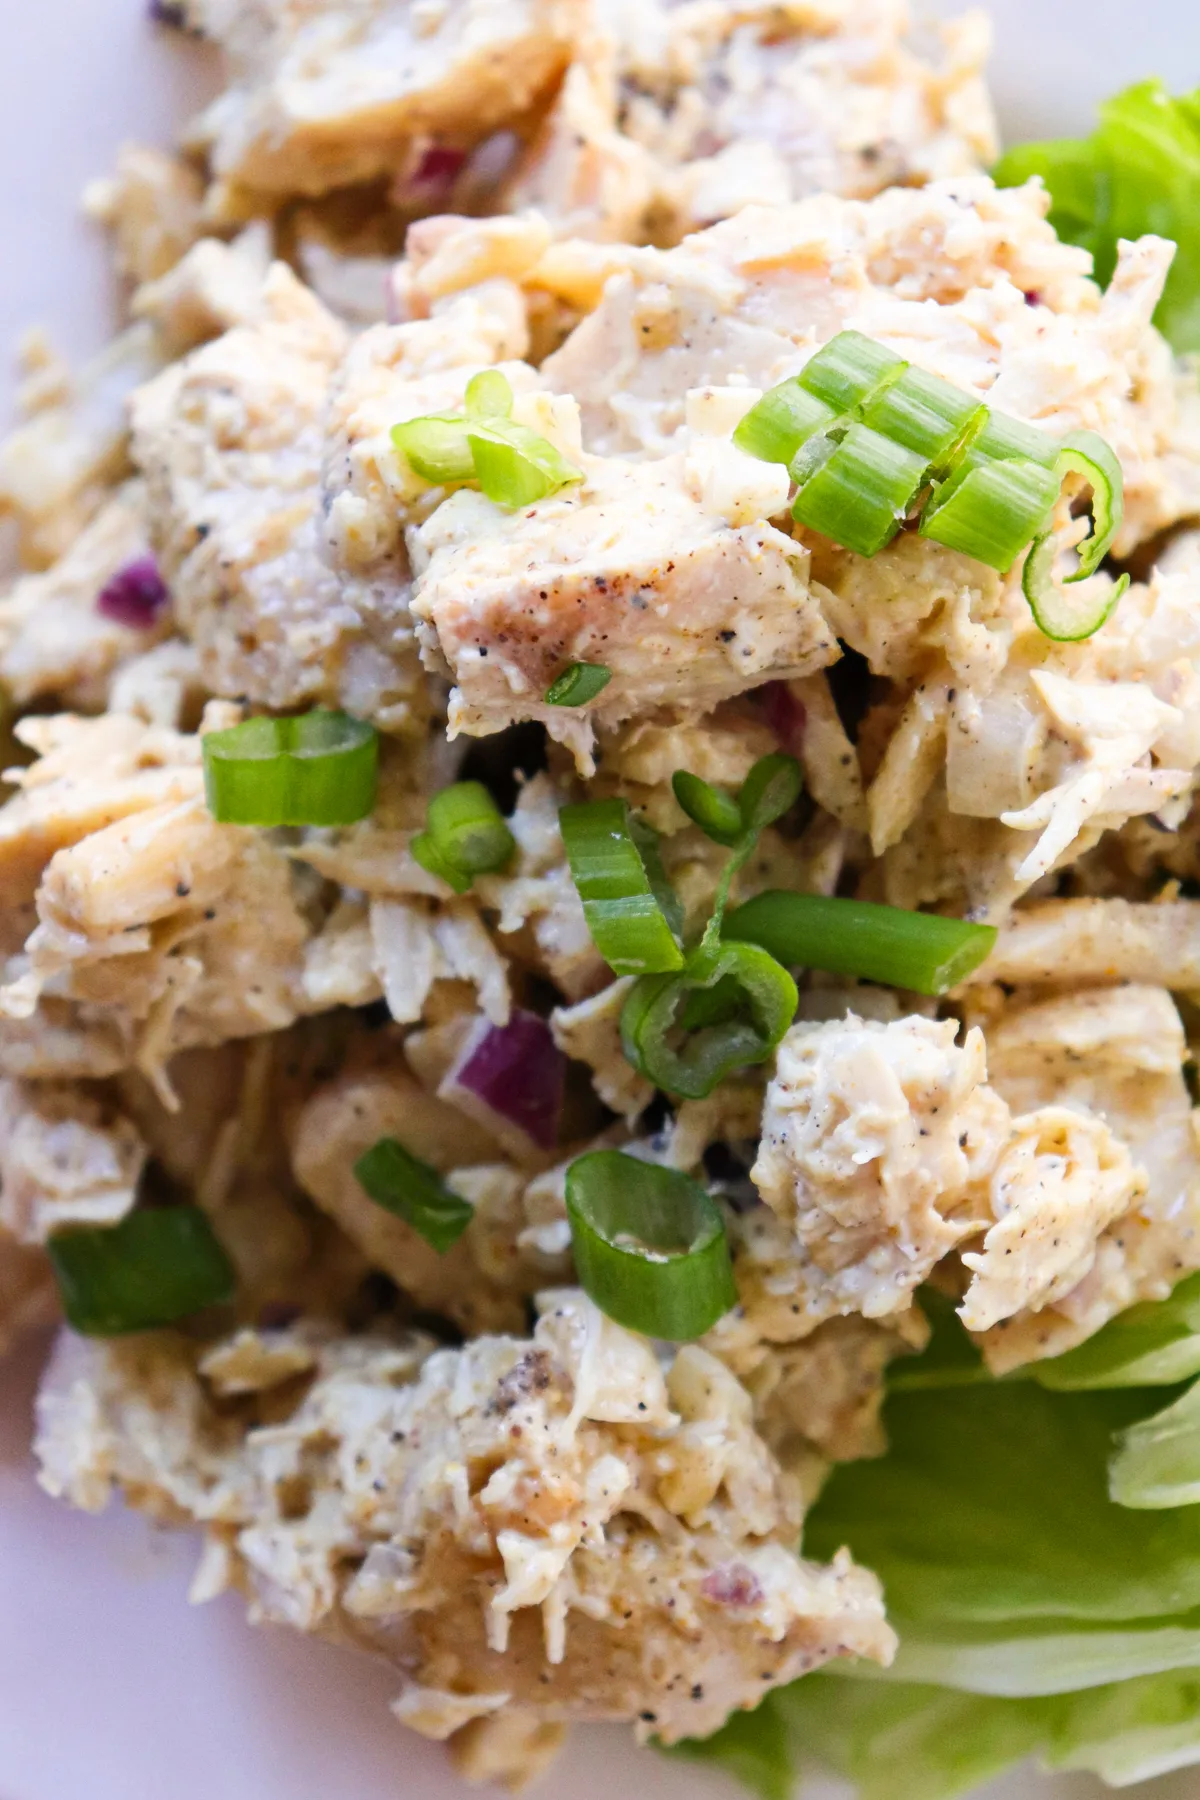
(798, 329, 906, 415)
(969, 409, 1059, 469)
(861, 365, 986, 472)
(410, 830, 472, 893)
(1020, 429, 1129, 637)
(733, 380, 838, 466)
(202, 710, 378, 827)
(560, 799, 684, 976)
(736, 752, 804, 835)
(354, 1137, 474, 1254)
(565, 1150, 737, 1340)
(1021, 535, 1129, 641)
(792, 422, 928, 556)
(919, 454, 1061, 572)
(724, 891, 997, 995)
(47, 1208, 235, 1336)
(392, 366, 583, 508)
(464, 368, 513, 419)
(545, 661, 613, 707)
(468, 420, 583, 508)
(389, 413, 475, 485)
(1052, 430, 1126, 581)
(671, 770, 744, 846)
(620, 938, 797, 1099)
(411, 780, 515, 893)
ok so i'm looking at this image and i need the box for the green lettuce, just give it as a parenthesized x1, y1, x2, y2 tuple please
(1034, 1272, 1200, 1391)
(782, 1676, 1054, 1800)
(1110, 1380, 1200, 1510)
(993, 80, 1200, 352)
(803, 1378, 1200, 1627)
(779, 1672, 1200, 1799)
(1044, 1671, 1200, 1784)
(669, 1287, 1200, 1797)
(662, 1697, 793, 1800)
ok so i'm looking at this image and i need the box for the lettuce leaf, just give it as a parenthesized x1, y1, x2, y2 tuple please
(994, 80, 1200, 352)
(803, 1377, 1200, 1626)
(1033, 1271, 1200, 1390)
(876, 1612, 1200, 1696)
(781, 1676, 1054, 1800)
(1044, 1670, 1200, 1784)
(660, 1696, 793, 1800)
(776, 1671, 1200, 1799)
(1110, 1379, 1200, 1509)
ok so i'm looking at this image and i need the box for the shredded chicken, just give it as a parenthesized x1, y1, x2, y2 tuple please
(967, 984, 1200, 1370)
(511, 0, 996, 242)
(752, 1014, 1009, 1328)
(0, 1078, 145, 1244)
(0, 708, 317, 1094)
(36, 1292, 894, 1743)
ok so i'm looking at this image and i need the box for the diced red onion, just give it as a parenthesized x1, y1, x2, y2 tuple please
(148, 0, 193, 27)
(393, 144, 468, 214)
(95, 556, 170, 629)
(413, 145, 467, 189)
(441, 1009, 566, 1154)
(701, 1563, 764, 1608)
(759, 680, 806, 752)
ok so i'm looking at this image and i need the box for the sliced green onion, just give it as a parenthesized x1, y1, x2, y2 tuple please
(545, 661, 613, 707)
(411, 780, 515, 893)
(1051, 430, 1126, 580)
(560, 799, 684, 976)
(792, 422, 928, 556)
(621, 938, 797, 1099)
(392, 366, 582, 508)
(1022, 537, 1128, 641)
(203, 710, 378, 827)
(969, 410, 1059, 469)
(920, 454, 1061, 572)
(861, 365, 986, 472)
(1020, 430, 1128, 638)
(724, 892, 997, 996)
(564, 1149, 737, 1340)
(353, 1136, 473, 1254)
(671, 770, 744, 846)
(464, 368, 513, 419)
(390, 413, 475, 485)
(736, 752, 803, 834)
(47, 1208, 235, 1337)
(468, 420, 583, 508)
(717, 330, 1128, 635)
(733, 380, 838, 466)
(410, 831, 471, 893)
(797, 330, 906, 415)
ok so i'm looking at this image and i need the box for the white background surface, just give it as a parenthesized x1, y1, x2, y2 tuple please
(2, 5, 1200, 1799)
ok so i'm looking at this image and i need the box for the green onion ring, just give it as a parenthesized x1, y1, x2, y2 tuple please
(620, 938, 798, 1099)
(202, 710, 378, 828)
(411, 780, 515, 892)
(565, 1149, 737, 1340)
(560, 799, 684, 976)
(919, 453, 1062, 572)
(792, 422, 930, 557)
(733, 380, 838, 466)
(390, 413, 475, 485)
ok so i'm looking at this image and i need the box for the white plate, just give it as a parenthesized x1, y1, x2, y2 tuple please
(2, 5, 1200, 1797)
